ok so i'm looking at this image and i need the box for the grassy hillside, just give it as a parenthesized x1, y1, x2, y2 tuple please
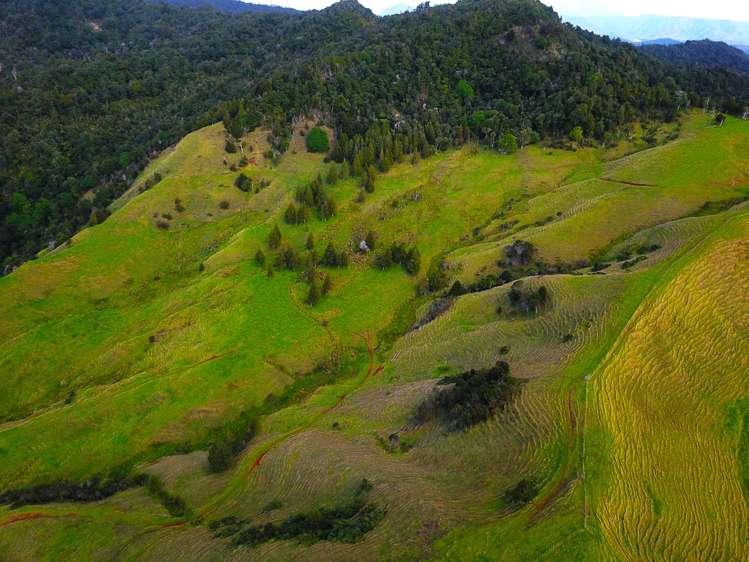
(0, 112, 747, 560)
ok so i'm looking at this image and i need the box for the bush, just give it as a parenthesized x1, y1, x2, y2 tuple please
(255, 249, 265, 266)
(207, 441, 233, 473)
(414, 362, 518, 431)
(225, 139, 237, 153)
(507, 281, 548, 315)
(219, 200, 230, 210)
(234, 173, 251, 192)
(305, 127, 330, 153)
(503, 479, 538, 506)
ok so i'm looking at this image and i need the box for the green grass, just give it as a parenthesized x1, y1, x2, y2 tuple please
(1, 112, 748, 560)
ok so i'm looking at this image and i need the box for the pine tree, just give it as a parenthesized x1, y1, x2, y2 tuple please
(255, 249, 266, 266)
(268, 224, 282, 249)
(322, 242, 338, 266)
(322, 274, 332, 295)
(307, 276, 321, 305)
(326, 165, 339, 185)
(306, 233, 315, 250)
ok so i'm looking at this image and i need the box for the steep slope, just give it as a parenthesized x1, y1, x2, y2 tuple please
(0, 112, 748, 560)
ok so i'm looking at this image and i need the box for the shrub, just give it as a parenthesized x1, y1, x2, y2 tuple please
(234, 173, 251, 192)
(225, 139, 237, 153)
(268, 225, 282, 249)
(156, 219, 170, 229)
(305, 127, 330, 153)
(503, 479, 538, 506)
(255, 249, 265, 266)
(207, 441, 233, 473)
(507, 281, 548, 315)
(414, 361, 518, 431)
(219, 200, 230, 210)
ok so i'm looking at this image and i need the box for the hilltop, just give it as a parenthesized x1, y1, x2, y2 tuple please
(2, 0, 749, 271)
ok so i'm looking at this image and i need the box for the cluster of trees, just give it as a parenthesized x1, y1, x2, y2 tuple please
(208, 478, 384, 547)
(287, 174, 337, 224)
(3, 0, 748, 270)
(0, 472, 143, 508)
(413, 361, 518, 431)
(373, 242, 421, 275)
(207, 410, 258, 473)
(505, 281, 549, 316)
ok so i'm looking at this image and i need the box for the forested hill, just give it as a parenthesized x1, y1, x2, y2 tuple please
(154, 0, 300, 14)
(642, 40, 749, 76)
(1, 0, 748, 271)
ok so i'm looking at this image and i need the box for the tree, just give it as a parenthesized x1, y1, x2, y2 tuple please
(322, 274, 332, 295)
(255, 249, 266, 266)
(208, 440, 233, 473)
(456, 79, 475, 100)
(235, 173, 251, 192)
(307, 276, 321, 305)
(326, 165, 339, 185)
(499, 132, 518, 154)
(306, 233, 315, 250)
(569, 126, 584, 144)
(404, 248, 421, 275)
(305, 127, 330, 153)
(363, 166, 376, 193)
(321, 242, 338, 266)
(268, 224, 282, 249)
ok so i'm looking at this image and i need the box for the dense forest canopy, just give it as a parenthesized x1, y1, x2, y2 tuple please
(1, 0, 748, 270)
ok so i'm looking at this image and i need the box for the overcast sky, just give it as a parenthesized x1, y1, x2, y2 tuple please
(266, 0, 749, 21)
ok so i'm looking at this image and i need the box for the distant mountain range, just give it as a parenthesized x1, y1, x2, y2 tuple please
(641, 40, 749, 75)
(564, 14, 749, 47)
(155, 0, 299, 14)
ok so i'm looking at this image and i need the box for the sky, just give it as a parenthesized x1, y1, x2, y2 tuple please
(261, 0, 749, 21)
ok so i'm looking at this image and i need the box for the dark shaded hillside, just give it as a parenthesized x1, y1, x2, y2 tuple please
(1, 0, 748, 270)
(643, 40, 749, 75)
(155, 0, 300, 14)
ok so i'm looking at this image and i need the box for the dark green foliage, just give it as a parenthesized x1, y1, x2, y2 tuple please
(365, 230, 377, 251)
(456, 79, 475, 99)
(414, 361, 518, 431)
(306, 232, 315, 250)
(0, 473, 144, 508)
(320, 242, 348, 267)
(206, 410, 258, 473)
(294, 176, 337, 221)
(499, 132, 518, 153)
(225, 479, 384, 547)
(447, 280, 467, 296)
(261, 499, 283, 513)
(284, 203, 310, 225)
(502, 240, 537, 268)
(502, 478, 538, 507)
(507, 281, 549, 315)
(305, 127, 330, 153)
(642, 40, 749, 76)
(219, 200, 230, 209)
(2, 0, 747, 270)
(373, 242, 420, 275)
(142, 474, 191, 517)
(234, 173, 252, 192)
(426, 260, 449, 292)
(275, 246, 301, 270)
(255, 248, 266, 266)
(322, 274, 333, 295)
(225, 139, 238, 153)
(307, 275, 321, 305)
(268, 224, 282, 249)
